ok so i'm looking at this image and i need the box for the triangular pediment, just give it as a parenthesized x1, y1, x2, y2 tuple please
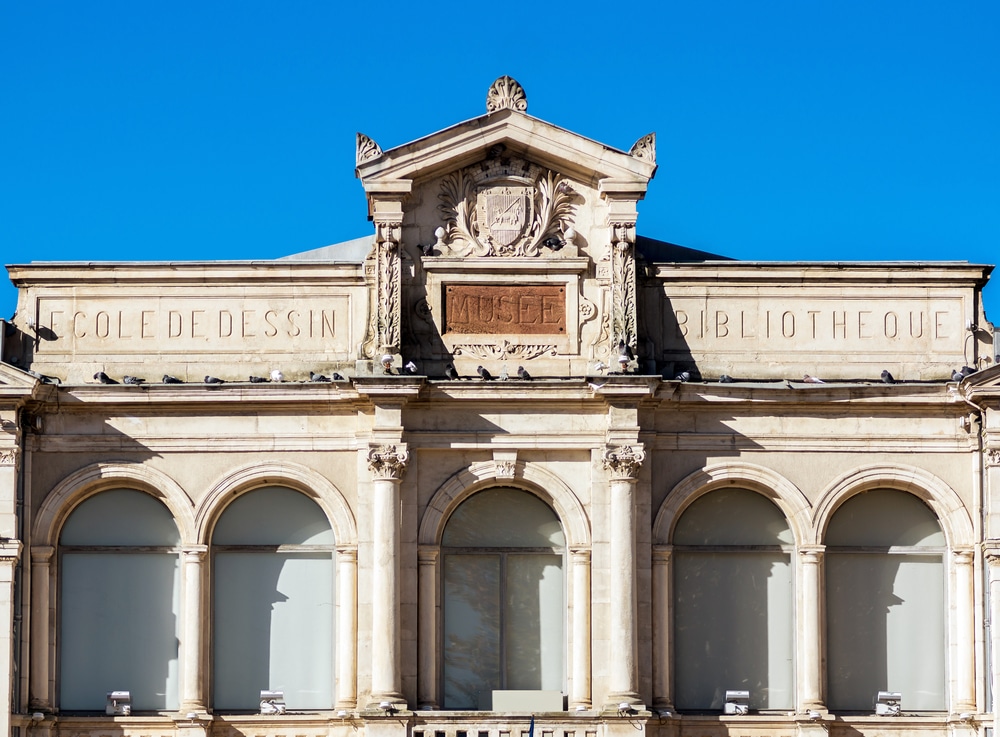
(357, 108, 656, 189)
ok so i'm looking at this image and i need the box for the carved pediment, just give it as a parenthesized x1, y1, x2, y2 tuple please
(435, 156, 577, 258)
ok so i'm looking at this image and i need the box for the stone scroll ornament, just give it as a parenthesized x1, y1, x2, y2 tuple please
(367, 444, 409, 481)
(486, 75, 528, 113)
(361, 221, 402, 360)
(437, 163, 576, 258)
(602, 444, 646, 481)
(610, 222, 638, 359)
(356, 133, 383, 165)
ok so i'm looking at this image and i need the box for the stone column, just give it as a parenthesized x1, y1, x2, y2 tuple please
(953, 548, 976, 712)
(179, 545, 208, 712)
(417, 547, 439, 709)
(651, 546, 672, 708)
(602, 444, 645, 707)
(798, 545, 825, 712)
(29, 546, 53, 711)
(367, 443, 408, 707)
(0, 541, 22, 737)
(337, 546, 358, 709)
(570, 546, 592, 709)
(988, 549, 1000, 735)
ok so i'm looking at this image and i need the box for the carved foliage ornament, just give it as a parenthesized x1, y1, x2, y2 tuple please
(367, 444, 409, 480)
(988, 448, 1000, 467)
(610, 221, 638, 355)
(629, 132, 656, 164)
(602, 444, 645, 480)
(0, 449, 15, 466)
(361, 221, 402, 359)
(438, 164, 575, 258)
(356, 133, 383, 165)
(486, 75, 528, 113)
(453, 340, 557, 362)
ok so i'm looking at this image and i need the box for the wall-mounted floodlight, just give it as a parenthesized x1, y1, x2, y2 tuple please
(724, 690, 749, 716)
(617, 702, 635, 717)
(807, 710, 822, 720)
(379, 700, 397, 715)
(875, 691, 901, 717)
(106, 691, 131, 716)
(260, 690, 286, 715)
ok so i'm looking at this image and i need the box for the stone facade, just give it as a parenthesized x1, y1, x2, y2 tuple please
(0, 77, 998, 737)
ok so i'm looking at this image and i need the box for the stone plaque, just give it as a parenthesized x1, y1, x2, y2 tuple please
(444, 285, 566, 335)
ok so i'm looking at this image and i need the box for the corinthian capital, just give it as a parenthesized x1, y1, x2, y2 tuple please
(367, 444, 409, 480)
(602, 444, 645, 481)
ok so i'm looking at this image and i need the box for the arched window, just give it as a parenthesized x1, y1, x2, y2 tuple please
(59, 489, 181, 711)
(826, 489, 945, 711)
(673, 488, 794, 711)
(442, 487, 565, 710)
(212, 487, 335, 710)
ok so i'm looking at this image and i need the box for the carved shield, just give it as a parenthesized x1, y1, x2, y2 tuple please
(477, 185, 533, 247)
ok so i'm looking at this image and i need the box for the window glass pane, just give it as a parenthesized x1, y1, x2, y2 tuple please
(442, 488, 565, 548)
(61, 489, 179, 546)
(673, 489, 792, 546)
(60, 553, 180, 710)
(505, 554, 564, 692)
(827, 552, 945, 710)
(213, 552, 334, 709)
(826, 490, 944, 547)
(674, 551, 793, 709)
(444, 554, 500, 709)
(213, 486, 333, 545)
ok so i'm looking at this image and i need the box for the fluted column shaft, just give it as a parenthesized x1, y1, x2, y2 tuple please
(570, 547, 592, 709)
(29, 546, 53, 711)
(180, 545, 208, 712)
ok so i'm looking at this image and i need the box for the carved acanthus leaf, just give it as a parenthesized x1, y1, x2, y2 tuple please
(486, 75, 528, 113)
(452, 340, 557, 361)
(494, 460, 516, 479)
(988, 448, 1000, 467)
(0, 449, 15, 466)
(356, 133, 383, 165)
(367, 444, 409, 480)
(602, 444, 646, 480)
(629, 132, 656, 164)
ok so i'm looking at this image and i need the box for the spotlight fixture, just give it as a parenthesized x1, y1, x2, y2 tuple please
(807, 710, 822, 721)
(875, 691, 901, 717)
(260, 690, 287, 715)
(379, 700, 397, 715)
(724, 690, 749, 716)
(105, 691, 132, 716)
(617, 702, 635, 716)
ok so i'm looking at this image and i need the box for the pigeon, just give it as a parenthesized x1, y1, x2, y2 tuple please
(961, 365, 977, 377)
(952, 370, 966, 382)
(517, 365, 532, 380)
(593, 361, 608, 374)
(270, 369, 284, 382)
(27, 370, 60, 384)
(617, 339, 635, 361)
(499, 365, 509, 381)
(309, 371, 332, 382)
(331, 372, 346, 381)
(123, 375, 145, 385)
(419, 242, 434, 256)
(803, 374, 825, 384)
(403, 361, 418, 375)
(675, 371, 691, 382)
(162, 374, 184, 384)
(94, 371, 118, 384)
(249, 375, 269, 383)
(881, 370, 895, 384)
(204, 376, 225, 384)
(719, 374, 734, 383)
(477, 365, 493, 381)
(444, 363, 460, 380)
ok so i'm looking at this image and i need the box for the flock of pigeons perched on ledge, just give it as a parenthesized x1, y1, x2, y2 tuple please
(20, 363, 977, 388)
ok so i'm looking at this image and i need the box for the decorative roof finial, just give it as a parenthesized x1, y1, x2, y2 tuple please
(486, 76, 528, 114)
(629, 132, 656, 164)
(356, 133, 383, 165)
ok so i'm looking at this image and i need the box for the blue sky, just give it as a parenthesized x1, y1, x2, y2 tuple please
(2, 2, 998, 325)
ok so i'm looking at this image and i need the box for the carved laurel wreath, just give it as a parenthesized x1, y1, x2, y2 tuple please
(438, 168, 575, 258)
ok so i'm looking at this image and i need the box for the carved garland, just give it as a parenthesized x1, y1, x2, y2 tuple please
(610, 222, 638, 356)
(453, 340, 558, 362)
(361, 221, 402, 359)
(438, 166, 575, 258)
